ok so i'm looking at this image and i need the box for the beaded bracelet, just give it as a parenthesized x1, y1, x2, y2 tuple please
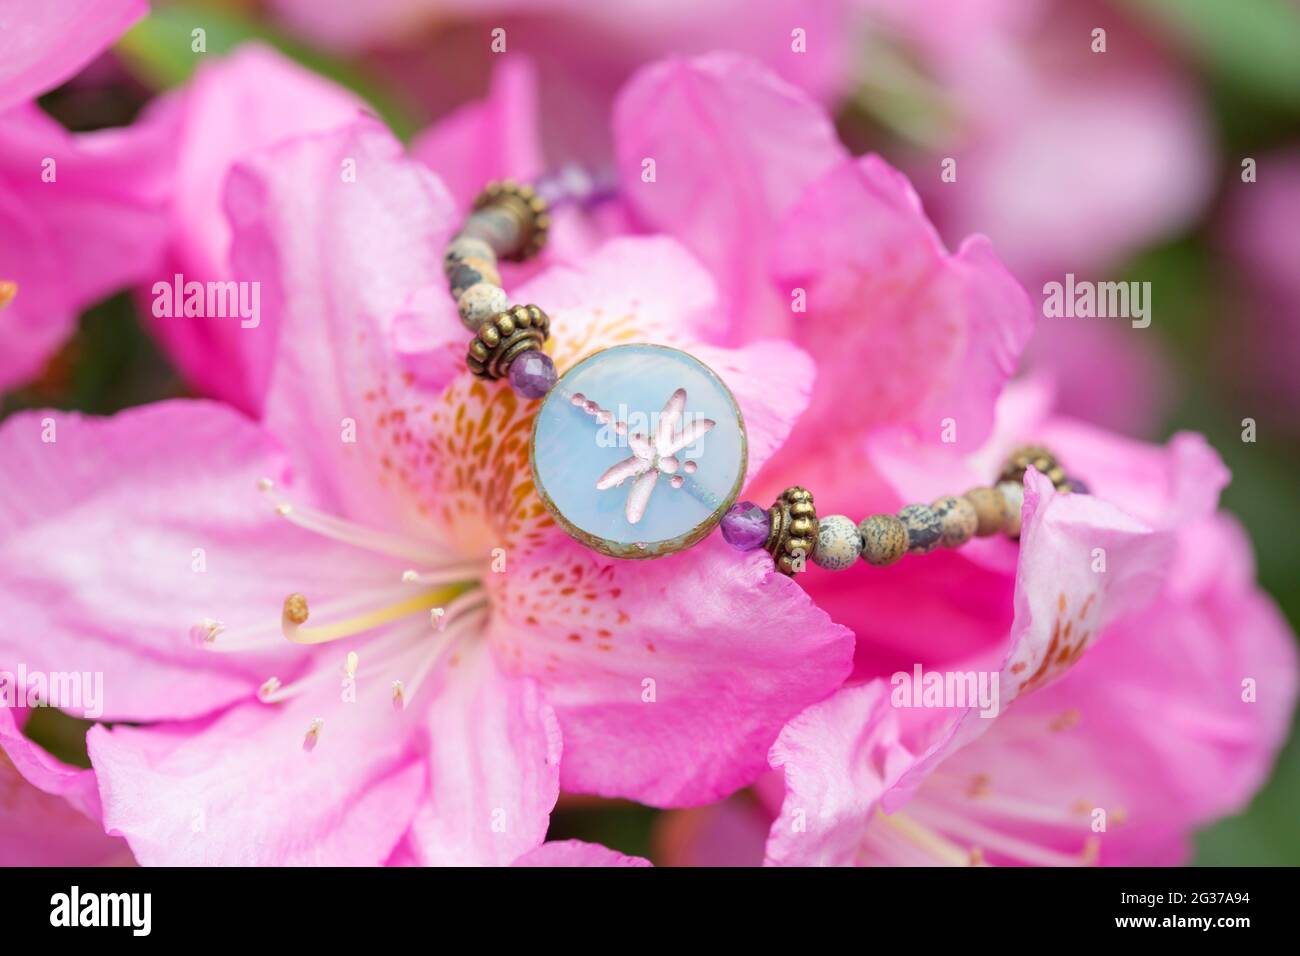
(445, 178, 1086, 576)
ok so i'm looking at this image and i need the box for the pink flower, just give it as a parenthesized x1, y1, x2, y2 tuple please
(610, 53, 1034, 513)
(0, 0, 146, 113)
(0, 0, 170, 391)
(137, 44, 368, 415)
(751, 382, 1297, 865)
(0, 708, 132, 866)
(0, 119, 851, 863)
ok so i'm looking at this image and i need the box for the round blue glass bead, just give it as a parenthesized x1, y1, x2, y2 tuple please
(530, 344, 748, 558)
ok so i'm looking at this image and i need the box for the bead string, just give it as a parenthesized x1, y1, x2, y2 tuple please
(723, 446, 1087, 577)
(445, 178, 1086, 576)
(444, 179, 558, 398)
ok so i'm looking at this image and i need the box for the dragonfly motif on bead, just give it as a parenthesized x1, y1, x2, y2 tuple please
(590, 388, 714, 524)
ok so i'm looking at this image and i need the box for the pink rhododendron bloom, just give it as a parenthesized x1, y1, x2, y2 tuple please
(610, 54, 1034, 513)
(747, 382, 1296, 865)
(0, 118, 851, 864)
(0, 0, 146, 113)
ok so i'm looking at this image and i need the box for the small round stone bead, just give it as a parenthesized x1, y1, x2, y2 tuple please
(456, 282, 509, 332)
(858, 514, 908, 566)
(812, 514, 861, 570)
(932, 495, 978, 549)
(997, 480, 1025, 537)
(963, 486, 1007, 537)
(720, 501, 770, 551)
(898, 503, 942, 554)
(449, 257, 502, 299)
(507, 349, 557, 399)
(444, 236, 494, 279)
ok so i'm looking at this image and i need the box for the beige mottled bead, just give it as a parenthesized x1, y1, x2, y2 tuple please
(443, 236, 494, 278)
(997, 480, 1025, 537)
(812, 514, 861, 571)
(457, 282, 509, 331)
(963, 486, 1007, 537)
(932, 495, 978, 549)
(858, 514, 908, 566)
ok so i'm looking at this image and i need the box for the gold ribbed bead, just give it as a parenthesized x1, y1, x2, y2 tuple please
(765, 487, 818, 577)
(472, 179, 549, 261)
(466, 303, 551, 380)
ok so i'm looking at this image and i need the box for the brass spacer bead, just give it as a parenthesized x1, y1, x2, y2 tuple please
(466, 303, 552, 380)
(764, 486, 818, 577)
(999, 444, 1073, 491)
(472, 179, 550, 262)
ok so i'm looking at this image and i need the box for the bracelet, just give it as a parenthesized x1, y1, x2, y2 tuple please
(445, 178, 1086, 576)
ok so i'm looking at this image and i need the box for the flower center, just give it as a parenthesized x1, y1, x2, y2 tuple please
(191, 478, 489, 751)
(0, 280, 17, 311)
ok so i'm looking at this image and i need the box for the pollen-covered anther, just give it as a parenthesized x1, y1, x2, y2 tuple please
(0, 280, 17, 310)
(256, 477, 275, 492)
(258, 677, 282, 701)
(189, 617, 225, 646)
(391, 680, 406, 712)
(302, 718, 324, 752)
(401, 569, 419, 582)
(283, 592, 310, 626)
(345, 651, 359, 679)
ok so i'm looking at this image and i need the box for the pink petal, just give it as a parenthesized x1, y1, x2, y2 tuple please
(87, 675, 426, 866)
(225, 119, 459, 532)
(403, 638, 561, 865)
(0, 103, 173, 389)
(141, 44, 366, 415)
(486, 536, 854, 806)
(0, 708, 130, 865)
(0, 0, 146, 111)
(691, 339, 815, 482)
(512, 234, 716, 344)
(614, 53, 845, 343)
(0, 401, 407, 721)
(411, 57, 543, 209)
(767, 682, 922, 866)
(512, 839, 651, 868)
(769, 155, 1035, 464)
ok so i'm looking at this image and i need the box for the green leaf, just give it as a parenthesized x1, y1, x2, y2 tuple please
(1122, 0, 1300, 110)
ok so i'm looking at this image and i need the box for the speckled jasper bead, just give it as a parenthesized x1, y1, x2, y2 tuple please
(859, 514, 908, 566)
(457, 282, 509, 331)
(443, 236, 494, 278)
(932, 495, 978, 548)
(812, 514, 861, 570)
(964, 486, 1007, 537)
(898, 503, 943, 554)
(997, 480, 1025, 537)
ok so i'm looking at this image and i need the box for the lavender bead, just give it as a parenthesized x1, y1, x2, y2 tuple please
(720, 501, 770, 551)
(508, 350, 557, 399)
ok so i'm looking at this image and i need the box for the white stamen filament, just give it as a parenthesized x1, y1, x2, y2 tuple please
(258, 479, 450, 565)
(906, 803, 1096, 867)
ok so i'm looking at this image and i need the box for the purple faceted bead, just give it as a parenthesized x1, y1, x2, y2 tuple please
(509, 350, 557, 399)
(720, 501, 770, 551)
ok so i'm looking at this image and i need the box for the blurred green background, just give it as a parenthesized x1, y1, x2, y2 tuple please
(8, 0, 1299, 865)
